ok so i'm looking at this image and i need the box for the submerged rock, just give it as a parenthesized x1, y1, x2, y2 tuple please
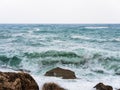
(94, 82, 113, 90)
(0, 72, 39, 90)
(44, 67, 76, 79)
(42, 82, 65, 90)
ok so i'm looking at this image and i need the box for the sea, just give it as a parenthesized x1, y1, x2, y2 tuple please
(0, 24, 120, 90)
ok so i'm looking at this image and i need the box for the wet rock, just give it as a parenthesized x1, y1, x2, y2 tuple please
(94, 82, 113, 90)
(42, 82, 65, 90)
(0, 72, 39, 90)
(44, 67, 76, 79)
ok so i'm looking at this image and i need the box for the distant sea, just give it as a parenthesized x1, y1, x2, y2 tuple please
(0, 24, 120, 90)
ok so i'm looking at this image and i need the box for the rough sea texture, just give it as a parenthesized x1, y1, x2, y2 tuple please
(0, 24, 120, 90)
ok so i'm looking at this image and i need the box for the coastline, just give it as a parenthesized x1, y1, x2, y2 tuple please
(0, 67, 120, 90)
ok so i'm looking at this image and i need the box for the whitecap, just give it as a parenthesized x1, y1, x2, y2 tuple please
(71, 35, 91, 40)
(85, 26, 108, 29)
(12, 33, 24, 37)
(34, 28, 40, 31)
(111, 38, 120, 42)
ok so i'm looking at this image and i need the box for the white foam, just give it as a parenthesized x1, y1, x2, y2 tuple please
(71, 35, 91, 40)
(33, 75, 96, 90)
(32, 75, 120, 90)
(34, 28, 40, 31)
(12, 33, 25, 37)
(85, 26, 108, 29)
(0, 67, 16, 72)
(0, 67, 120, 90)
(98, 38, 120, 42)
(110, 38, 120, 42)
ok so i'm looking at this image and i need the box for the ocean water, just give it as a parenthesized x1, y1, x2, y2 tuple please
(0, 24, 120, 90)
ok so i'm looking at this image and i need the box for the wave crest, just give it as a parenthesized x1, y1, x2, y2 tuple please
(0, 55, 21, 67)
(24, 50, 81, 58)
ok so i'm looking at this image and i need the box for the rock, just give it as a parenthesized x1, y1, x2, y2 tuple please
(0, 72, 39, 90)
(44, 67, 76, 79)
(42, 82, 65, 90)
(94, 82, 113, 90)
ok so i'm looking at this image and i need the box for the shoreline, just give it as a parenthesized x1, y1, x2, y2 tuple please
(0, 67, 120, 90)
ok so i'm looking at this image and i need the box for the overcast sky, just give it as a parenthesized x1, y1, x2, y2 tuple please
(0, 0, 120, 23)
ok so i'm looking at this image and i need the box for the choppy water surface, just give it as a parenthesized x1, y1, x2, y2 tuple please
(0, 24, 120, 89)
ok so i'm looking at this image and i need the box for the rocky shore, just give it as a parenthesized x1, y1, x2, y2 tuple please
(0, 67, 117, 90)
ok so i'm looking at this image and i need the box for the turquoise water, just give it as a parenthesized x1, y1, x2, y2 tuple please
(0, 24, 120, 79)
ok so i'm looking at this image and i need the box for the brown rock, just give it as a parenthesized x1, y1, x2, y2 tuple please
(42, 82, 65, 90)
(0, 72, 39, 90)
(94, 82, 113, 90)
(44, 67, 76, 79)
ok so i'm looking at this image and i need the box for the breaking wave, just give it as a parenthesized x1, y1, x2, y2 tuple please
(1, 50, 119, 75)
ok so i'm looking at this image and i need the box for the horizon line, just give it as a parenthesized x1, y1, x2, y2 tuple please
(0, 23, 120, 25)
